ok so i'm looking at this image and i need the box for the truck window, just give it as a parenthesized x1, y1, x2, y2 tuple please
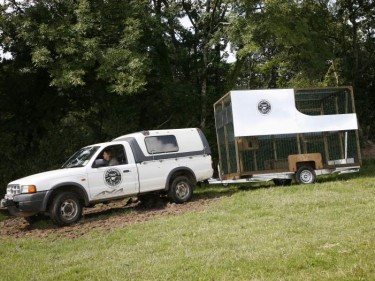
(144, 135, 179, 154)
(62, 146, 100, 168)
(95, 145, 128, 166)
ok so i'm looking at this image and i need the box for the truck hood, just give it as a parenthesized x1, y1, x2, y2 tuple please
(8, 168, 87, 191)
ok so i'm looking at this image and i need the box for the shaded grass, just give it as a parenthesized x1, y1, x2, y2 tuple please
(0, 161, 375, 280)
(0, 211, 8, 222)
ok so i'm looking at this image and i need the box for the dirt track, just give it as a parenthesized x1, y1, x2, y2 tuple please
(0, 196, 220, 240)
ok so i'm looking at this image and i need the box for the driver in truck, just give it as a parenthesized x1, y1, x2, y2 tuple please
(103, 148, 119, 166)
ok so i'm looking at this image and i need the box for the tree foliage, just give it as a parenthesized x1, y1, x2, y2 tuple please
(0, 0, 374, 194)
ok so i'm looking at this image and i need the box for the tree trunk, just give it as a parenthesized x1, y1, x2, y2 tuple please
(200, 45, 208, 129)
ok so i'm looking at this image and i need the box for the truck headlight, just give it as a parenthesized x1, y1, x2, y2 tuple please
(21, 185, 37, 194)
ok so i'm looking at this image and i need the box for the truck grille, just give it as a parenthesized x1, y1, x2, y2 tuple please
(7, 184, 21, 196)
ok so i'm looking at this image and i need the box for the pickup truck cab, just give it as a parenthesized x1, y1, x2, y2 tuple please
(1, 128, 213, 226)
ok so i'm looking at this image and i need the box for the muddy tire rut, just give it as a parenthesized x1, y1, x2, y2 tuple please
(0, 197, 219, 240)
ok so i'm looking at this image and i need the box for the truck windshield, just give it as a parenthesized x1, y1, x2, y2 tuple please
(62, 146, 100, 168)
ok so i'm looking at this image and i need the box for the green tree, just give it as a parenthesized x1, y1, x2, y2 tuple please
(228, 0, 334, 89)
(173, 0, 232, 128)
(332, 0, 375, 139)
(0, 0, 154, 194)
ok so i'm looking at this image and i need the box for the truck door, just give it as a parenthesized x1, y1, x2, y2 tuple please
(87, 143, 139, 201)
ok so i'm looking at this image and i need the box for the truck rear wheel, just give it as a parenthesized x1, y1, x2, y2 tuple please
(295, 166, 316, 184)
(49, 192, 82, 226)
(168, 176, 193, 204)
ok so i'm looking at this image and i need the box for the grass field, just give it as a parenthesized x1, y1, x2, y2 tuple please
(1, 161, 375, 280)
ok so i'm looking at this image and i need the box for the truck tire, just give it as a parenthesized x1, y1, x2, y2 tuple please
(168, 176, 193, 204)
(295, 166, 316, 184)
(49, 192, 82, 226)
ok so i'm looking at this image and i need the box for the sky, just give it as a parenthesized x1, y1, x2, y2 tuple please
(0, 49, 11, 59)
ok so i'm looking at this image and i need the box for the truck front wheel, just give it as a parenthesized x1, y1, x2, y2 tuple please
(168, 176, 193, 204)
(295, 166, 316, 184)
(49, 192, 82, 226)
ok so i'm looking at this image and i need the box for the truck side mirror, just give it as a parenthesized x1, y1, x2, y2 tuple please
(92, 159, 107, 168)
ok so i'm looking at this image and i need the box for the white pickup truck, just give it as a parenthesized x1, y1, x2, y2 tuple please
(0, 128, 213, 226)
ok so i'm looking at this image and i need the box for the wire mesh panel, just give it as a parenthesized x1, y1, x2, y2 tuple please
(295, 88, 354, 115)
(214, 94, 238, 175)
(239, 135, 298, 174)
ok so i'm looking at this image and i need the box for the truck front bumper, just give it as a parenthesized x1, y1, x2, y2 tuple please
(1, 192, 47, 217)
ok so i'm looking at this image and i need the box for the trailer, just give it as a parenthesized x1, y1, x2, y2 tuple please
(210, 87, 361, 185)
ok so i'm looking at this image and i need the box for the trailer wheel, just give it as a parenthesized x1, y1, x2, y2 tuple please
(295, 166, 316, 184)
(168, 176, 193, 204)
(49, 192, 82, 226)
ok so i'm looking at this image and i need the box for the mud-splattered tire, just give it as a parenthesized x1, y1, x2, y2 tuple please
(295, 166, 316, 184)
(49, 192, 82, 226)
(168, 176, 193, 204)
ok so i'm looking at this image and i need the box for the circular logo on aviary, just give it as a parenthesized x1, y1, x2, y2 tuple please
(257, 100, 272, 115)
(104, 168, 122, 187)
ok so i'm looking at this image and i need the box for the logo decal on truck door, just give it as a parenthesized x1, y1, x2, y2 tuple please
(104, 168, 122, 187)
(257, 100, 271, 115)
